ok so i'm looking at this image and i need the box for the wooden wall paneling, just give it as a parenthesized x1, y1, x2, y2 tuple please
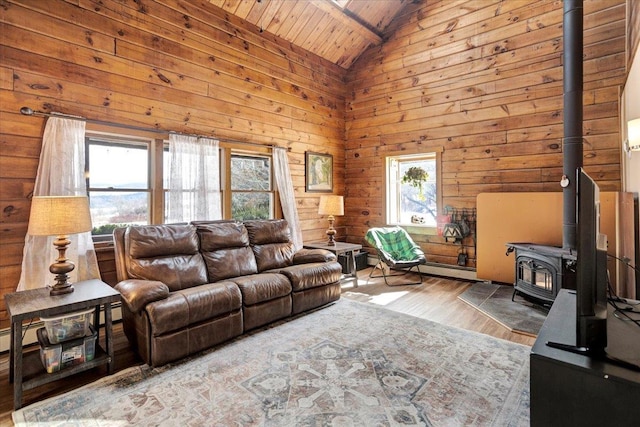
(344, 0, 626, 260)
(10, 3, 344, 122)
(2, 25, 316, 135)
(0, 66, 14, 90)
(351, 1, 562, 85)
(0, 0, 629, 327)
(0, 0, 347, 327)
(1, 43, 340, 145)
(187, 0, 348, 79)
(351, 3, 623, 113)
(2, 2, 115, 54)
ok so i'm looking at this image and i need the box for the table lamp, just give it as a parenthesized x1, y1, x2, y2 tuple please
(27, 196, 93, 295)
(318, 195, 344, 246)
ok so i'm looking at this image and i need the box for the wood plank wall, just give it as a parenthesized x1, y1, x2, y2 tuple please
(0, 0, 630, 328)
(0, 0, 347, 329)
(630, 0, 640, 68)
(345, 0, 627, 267)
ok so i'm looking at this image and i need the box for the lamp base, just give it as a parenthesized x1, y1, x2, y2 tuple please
(49, 235, 76, 296)
(50, 282, 74, 296)
(49, 266, 75, 296)
(326, 217, 336, 246)
(326, 233, 336, 246)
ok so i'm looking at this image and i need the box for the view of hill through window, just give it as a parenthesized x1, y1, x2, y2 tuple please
(87, 140, 274, 234)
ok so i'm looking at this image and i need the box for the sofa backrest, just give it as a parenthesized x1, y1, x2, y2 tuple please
(196, 221, 259, 282)
(244, 219, 295, 271)
(123, 224, 208, 291)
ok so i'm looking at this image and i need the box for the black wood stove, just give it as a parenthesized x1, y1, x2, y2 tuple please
(506, 243, 577, 304)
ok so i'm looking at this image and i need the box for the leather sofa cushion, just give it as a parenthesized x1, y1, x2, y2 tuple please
(197, 222, 258, 282)
(244, 219, 290, 244)
(251, 244, 295, 272)
(293, 248, 337, 264)
(203, 248, 258, 282)
(197, 222, 249, 250)
(127, 224, 199, 258)
(146, 281, 242, 336)
(231, 273, 292, 306)
(128, 256, 208, 292)
(125, 225, 208, 292)
(244, 220, 295, 271)
(271, 262, 343, 292)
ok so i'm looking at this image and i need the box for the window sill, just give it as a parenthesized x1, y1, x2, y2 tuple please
(396, 225, 437, 236)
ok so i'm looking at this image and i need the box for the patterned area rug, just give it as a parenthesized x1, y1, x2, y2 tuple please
(13, 299, 530, 426)
(458, 282, 549, 337)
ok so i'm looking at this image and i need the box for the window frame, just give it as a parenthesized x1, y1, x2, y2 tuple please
(85, 130, 165, 241)
(227, 150, 277, 220)
(383, 148, 443, 234)
(84, 125, 280, 240)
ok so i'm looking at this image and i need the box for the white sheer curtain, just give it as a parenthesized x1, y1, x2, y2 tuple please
(17, 117, 100, 291)
(273, 147, 303, 250)
(167, 134, 221, 223)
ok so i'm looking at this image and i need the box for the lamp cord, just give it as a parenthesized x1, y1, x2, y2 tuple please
(21, 318, 35, 341)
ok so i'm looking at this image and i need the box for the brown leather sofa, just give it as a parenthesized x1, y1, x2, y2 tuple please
(113, 219, 342, 366)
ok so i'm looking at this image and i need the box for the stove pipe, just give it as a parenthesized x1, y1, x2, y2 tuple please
(562, 0, 584, 250)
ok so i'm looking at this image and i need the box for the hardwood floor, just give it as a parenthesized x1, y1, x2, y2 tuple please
(0, 270, 535, 425)
(341, 269, 536, 346)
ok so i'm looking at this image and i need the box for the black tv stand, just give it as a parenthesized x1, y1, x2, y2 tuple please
(531, 289, 640, 427)
(545, 340, 640, 372)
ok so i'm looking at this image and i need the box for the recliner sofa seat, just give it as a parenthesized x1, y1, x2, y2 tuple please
(114, 219, 342, 366)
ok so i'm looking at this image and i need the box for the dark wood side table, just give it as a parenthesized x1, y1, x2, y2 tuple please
(4, 279, 121, 410)
(304, 241, 363, 287)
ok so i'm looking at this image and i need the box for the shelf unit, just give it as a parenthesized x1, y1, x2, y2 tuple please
(4, 279, 121, 410)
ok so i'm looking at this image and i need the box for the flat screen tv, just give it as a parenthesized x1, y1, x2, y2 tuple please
(548, 167, 608, 355)
(575, 167, 608, 351)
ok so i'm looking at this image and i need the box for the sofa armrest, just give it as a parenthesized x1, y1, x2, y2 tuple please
(115, 279, 170, 314)
(293, 248, 337, 264)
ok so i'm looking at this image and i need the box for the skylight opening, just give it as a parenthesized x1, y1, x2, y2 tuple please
(330, 0, 349, 9)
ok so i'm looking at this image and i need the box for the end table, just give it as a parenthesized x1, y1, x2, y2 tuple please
(304, 241, 363, 287)
(4, 279, 121, 409)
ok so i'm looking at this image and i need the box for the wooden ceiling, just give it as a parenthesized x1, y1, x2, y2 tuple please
(205, 0, 412, 69)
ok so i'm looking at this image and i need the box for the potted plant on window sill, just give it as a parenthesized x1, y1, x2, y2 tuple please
(401, 166, 429, 200)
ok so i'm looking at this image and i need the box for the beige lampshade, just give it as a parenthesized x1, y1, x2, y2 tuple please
(27, 196, 93, 236)
(318, 195, 344, 216)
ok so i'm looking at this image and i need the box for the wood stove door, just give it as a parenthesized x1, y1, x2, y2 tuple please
(515, 256, 557, 303)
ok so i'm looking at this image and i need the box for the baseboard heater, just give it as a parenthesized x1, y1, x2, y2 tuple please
(367, 256, 477, 281)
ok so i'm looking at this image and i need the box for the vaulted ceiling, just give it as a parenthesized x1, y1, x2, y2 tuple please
(205, 0, 413, 69)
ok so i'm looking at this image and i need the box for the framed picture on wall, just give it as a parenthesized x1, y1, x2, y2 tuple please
(305, 152, 333, 192)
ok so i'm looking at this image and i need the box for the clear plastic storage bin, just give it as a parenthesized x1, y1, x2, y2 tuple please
(40, 308, 93, 344)
(37, 325, 97, 374)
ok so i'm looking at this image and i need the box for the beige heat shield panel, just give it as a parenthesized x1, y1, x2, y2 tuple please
(476, 192, 635, 299)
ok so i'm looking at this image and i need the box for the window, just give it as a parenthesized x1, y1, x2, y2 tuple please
(330, 0, 349, 8)
(86, 136, 156, 236)
(386, 151, 442, 229)
(230, 153, 274, 220)
(85, 129, 277, 237)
